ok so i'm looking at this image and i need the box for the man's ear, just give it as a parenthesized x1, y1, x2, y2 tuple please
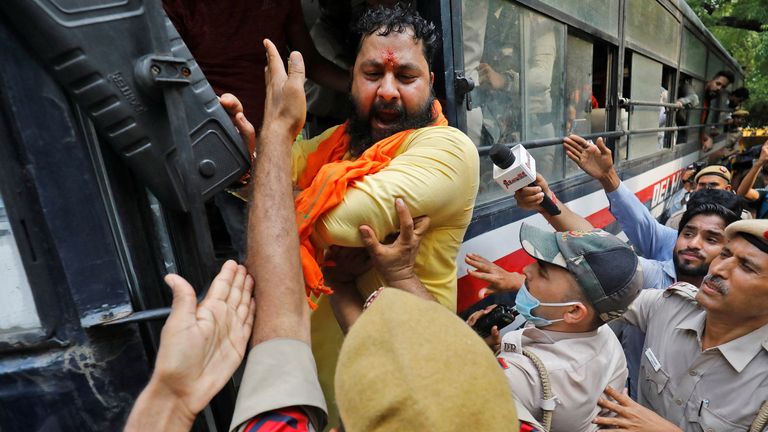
(562, 303, 590, 325)
(430, 71, 434, 87)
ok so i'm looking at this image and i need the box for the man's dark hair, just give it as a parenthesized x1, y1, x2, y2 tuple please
(678, 189, 742, 234)
(712, 70, 735, 84)
(732, 87, 750, 100)
(353, 4, 440, 72)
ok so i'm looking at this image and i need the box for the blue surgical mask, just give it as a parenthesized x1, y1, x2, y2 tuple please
(515, 284, 580, 327)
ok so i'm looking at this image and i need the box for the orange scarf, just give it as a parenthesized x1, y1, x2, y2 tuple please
(295, 100, 447, 308)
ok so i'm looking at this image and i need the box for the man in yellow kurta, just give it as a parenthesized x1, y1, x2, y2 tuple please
(290, 6, 479, 428)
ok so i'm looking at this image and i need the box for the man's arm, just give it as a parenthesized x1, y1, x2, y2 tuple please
(514, 173, 594, 232)
(226, 40, 327, 432)
(736, 140, 768, 201)
(564, 135, 677, 260)
(246, 41, 310, 346)
(125, 261, 255, 432)
(327, 199, 434, 332)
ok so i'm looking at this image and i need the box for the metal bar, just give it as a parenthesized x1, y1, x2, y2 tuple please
(619, 98, 680, 109)
(478, 131, 627, 154)
(101, 307, 172, 326)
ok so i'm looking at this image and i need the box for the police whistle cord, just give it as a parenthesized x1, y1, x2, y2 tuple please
(522, 348, 553, 431)
(749, 400, 768, 432)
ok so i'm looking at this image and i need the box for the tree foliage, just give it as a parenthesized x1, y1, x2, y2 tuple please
(686, 0, 768, 125)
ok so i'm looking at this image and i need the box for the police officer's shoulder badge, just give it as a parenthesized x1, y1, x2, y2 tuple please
(664, 282, 698, 303)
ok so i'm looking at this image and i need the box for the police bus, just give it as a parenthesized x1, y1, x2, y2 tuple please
(0, 0, 742, 430)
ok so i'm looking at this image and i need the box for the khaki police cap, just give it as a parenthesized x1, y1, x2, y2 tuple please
(733, 109, 750, 117)
(725, 219, 768, 254)
(694, 165, 732, 183)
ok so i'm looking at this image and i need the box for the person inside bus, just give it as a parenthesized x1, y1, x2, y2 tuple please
(163, 0, 351, 261)
(466, 224, 642, 432)
(674, 71, 733, 151)
(126, 40, 525, 432)
(304, 0, 403, 136)
(699, 70, 735, 151)
(223, 5, 479, 427)
(736, 140, 768, 219)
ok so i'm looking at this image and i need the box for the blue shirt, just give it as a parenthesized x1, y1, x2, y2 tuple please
(605, 182, 678, 397)
(606, 182, 678, 261)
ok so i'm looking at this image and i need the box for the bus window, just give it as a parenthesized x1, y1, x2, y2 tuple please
(684, 77, 705, 144)
(564, 35, 610, 177)
(626, 52, 664, 160)
(0, 194, 42, 335)
(681, 28, 707, 78)
(625, 0, 680, 66)
(536, 0, 618, 37)
(522, 11, 565, 181)
(465, 1, 565, 204)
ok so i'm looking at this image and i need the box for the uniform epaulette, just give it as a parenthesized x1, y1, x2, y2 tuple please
(664, 282, 699, 302)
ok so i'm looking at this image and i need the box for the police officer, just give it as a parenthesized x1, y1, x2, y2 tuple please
(594, 219, 768, 431)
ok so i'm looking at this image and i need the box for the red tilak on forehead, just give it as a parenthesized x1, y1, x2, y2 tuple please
(382, 48, 398, 67)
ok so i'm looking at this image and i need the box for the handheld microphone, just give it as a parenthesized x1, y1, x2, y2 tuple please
(489, 144, 561, 216)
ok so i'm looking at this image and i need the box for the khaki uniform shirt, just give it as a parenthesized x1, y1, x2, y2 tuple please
(497, 324, 627, 432)
(622, 283, 768, 431)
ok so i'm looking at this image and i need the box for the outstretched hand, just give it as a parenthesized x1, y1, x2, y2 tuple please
(465, 253, 525, 293)
(563, 135, 614, 180)
(126, 261, 255, 431)
(263, 38, 306, 139)
(593, 386, 681, 432)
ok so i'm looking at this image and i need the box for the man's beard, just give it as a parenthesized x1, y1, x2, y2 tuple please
(346, 94, 436, 157)
(673, 249, 710, 277)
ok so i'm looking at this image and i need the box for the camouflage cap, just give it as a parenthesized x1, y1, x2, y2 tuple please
(519, 223, 643, 322)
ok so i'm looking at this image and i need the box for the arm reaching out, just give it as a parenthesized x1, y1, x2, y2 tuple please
(246, 39, 310, 346)
(736, 140, 768, 201)
(563, 135, 620, 192)
(125, 261, 255, 432)
(465, 253, 525, 293)
(514, 173, 594, 231)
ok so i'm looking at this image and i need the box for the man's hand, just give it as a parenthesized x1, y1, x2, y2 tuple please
(564, 135, 613, 179)
(262, 39, 306, 139)
(514, 173, 552, 211)
(479, 63, 507, 90)
(466, 305, 502, 352)
(220, 93, 256, 155)
(593, 386, 682, 432)
(701, 134, 714, 152)
(125, 261, 255, 431)
(359, 198, 429, 286)
(758, 140, 768, 165)
(564, 135, 621, 192)
(465, 253, 525, 293)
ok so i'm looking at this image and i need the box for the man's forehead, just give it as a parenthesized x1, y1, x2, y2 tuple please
(359, 28, 423, 55)
(728, 236, 768, 268)
(682, 214, 727, 232)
